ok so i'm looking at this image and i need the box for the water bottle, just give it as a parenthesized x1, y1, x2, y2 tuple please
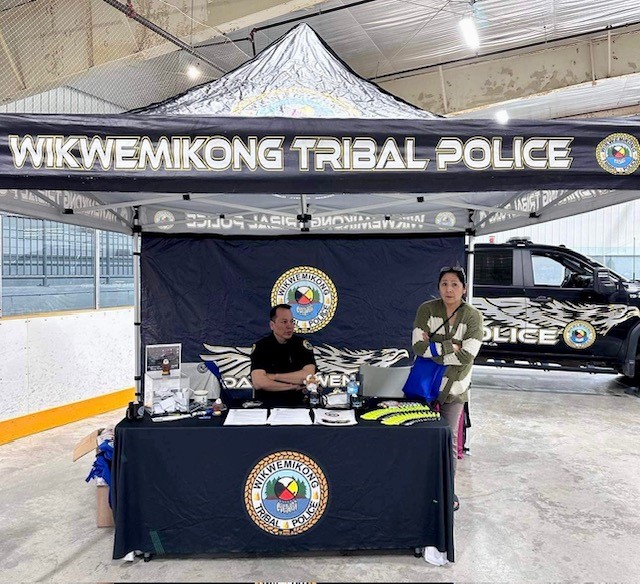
(306, 374, 320, 408)
(309, 387, 319, 407)
(346, 373, 360, 408)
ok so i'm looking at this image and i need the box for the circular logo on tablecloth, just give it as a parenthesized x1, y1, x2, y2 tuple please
(563, 320, 596, 349)
(271, 266, 337, 333)
(596, 133, 640, 175)
(244, 451, 328, 536)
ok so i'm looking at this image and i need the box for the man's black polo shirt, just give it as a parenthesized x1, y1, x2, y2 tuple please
(250, 333, 316, 407)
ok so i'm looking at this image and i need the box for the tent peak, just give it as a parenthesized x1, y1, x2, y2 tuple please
(133, 22, 438, 120)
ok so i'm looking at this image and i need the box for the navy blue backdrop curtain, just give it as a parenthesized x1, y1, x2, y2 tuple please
(141, 233, 464, 368)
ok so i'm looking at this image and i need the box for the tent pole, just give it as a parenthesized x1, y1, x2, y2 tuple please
(133, 206, 142, 405)
(465, 226, 476, 305)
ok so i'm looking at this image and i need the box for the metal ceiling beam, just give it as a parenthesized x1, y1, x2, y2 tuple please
(381, 26, 640, 116)
(203, 0, 328, 35)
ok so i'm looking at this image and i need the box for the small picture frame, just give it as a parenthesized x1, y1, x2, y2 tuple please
(145, 343, 182, 375)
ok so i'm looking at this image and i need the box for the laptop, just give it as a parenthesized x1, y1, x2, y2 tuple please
(359, 364, 411, 398)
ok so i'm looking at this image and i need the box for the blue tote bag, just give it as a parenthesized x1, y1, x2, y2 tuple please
(401, 356, 446, 402)
(402, 304, 461, 402)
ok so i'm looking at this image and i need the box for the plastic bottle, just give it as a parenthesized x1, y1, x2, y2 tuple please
(309, 386, 319, 407)
(306, 374, 320, 408)
(212, 398, 224, 416)
(346, 373, 360, 408)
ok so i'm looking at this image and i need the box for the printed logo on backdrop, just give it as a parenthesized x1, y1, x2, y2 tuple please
(271, 266, 337, 333)
(562, 320, 596, 350)
(244, 451, 328, 536)
(596, 133, 640, 175)
(153, 210, 175, 230)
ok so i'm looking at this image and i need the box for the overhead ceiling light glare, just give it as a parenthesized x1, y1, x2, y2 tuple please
(187, 65, 201, 80)
(459, 17, 480, 51)
(495, 109, 509, 124)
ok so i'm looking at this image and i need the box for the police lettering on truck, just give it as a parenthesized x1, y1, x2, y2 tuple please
(472, 238, 640, 380)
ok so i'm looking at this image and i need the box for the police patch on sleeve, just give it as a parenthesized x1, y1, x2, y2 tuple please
(303, 340, 314, 351)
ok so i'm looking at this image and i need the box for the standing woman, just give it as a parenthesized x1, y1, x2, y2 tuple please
(411, 266, 483, 511)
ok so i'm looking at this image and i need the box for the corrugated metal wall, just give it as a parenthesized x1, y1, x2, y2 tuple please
(0, 86, 123, 114)
(476, 199, 640, 278)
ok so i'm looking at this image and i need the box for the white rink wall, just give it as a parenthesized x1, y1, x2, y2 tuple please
(0, 308, 134, 422)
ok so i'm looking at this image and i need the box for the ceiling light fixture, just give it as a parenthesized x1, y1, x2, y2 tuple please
(459, 17, 480, 51)
(495, 109, 509, 124)
(187, 65, 201, 80)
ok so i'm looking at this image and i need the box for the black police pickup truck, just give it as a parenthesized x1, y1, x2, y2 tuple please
(472, 238, 640, 380)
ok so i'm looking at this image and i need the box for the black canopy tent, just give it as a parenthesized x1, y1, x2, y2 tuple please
(2, 25, 640, 403)
(2, 113, 640, 230)
(2, 24, 639, 241)
(2, 113, 640, 403)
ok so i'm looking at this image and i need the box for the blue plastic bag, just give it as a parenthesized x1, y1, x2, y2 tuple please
(401, 356, 446, 402)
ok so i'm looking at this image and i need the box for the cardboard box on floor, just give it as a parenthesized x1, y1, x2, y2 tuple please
(73, 428, 114, 528)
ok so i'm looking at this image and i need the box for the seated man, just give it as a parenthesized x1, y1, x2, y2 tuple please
(250, 303, 317, 407)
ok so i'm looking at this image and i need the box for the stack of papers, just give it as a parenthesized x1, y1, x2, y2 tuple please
(224, 408, 269, 426)
(267, 408, 313, 426)
(222, 408, 317, 426)
(313, 408, 357, 426)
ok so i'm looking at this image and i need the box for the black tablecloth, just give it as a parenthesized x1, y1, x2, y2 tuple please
(112, 408, 454, 561)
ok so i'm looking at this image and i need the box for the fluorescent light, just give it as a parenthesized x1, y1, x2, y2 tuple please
(459, 17, 480, 51)
(187, 65, 201, 80)
(495, 109, 509, 124)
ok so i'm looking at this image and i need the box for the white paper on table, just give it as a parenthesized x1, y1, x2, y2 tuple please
(159, 396, 176, 413)
(223, 408, 269, 426)
(313, 408, 357, 426)
(267, 408, 313, 425)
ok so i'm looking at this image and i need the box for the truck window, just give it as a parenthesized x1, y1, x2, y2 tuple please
(532, 251, 593, 288)
(532, 255, 564, 285)
(475, 250, 513, 285)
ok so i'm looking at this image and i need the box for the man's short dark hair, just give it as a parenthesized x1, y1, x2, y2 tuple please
(270, 303, 291, 321)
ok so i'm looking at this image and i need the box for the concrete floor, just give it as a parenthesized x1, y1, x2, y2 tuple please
(1, 367, 640, 582)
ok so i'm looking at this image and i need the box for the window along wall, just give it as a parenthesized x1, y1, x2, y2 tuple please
(1, 214, 133, 317)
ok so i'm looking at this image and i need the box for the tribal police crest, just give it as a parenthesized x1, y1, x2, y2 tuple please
(596, 133, 640, 175)
(153, 209, 175, 231)
(271, 266, 337, 333)
(244, 451, 328, 536)
(231, 87, 361, 117)
(563, 320, 596, 350)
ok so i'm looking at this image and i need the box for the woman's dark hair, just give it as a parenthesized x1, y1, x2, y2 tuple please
(438, 266, 467, 286)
